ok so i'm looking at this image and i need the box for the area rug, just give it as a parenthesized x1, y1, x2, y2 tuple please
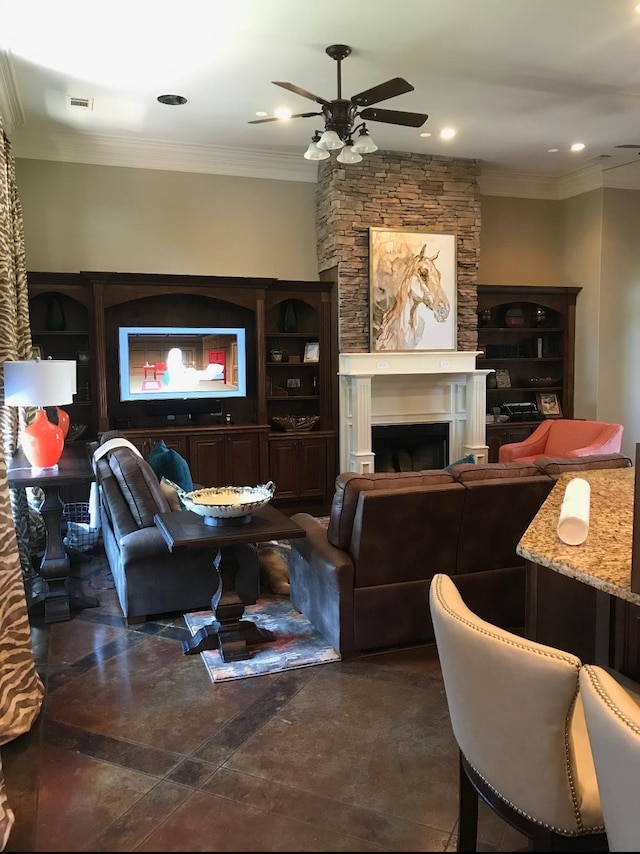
(184, 594, 340, 683)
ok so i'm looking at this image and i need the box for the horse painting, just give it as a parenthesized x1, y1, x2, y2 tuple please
(373, 243, 451, 351)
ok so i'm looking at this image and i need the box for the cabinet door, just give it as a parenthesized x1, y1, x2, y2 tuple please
(224, 432, 261, 487)
(188, 435, 226, 486)
(269, 437, 298, 499)
(268, 434, 333, 500)
(486, 423, 538, 462)
(297, 436, 328, 499)
(122, 431, 189, 460)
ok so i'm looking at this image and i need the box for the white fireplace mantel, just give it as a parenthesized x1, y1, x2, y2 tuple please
(338, 351, 491, 473)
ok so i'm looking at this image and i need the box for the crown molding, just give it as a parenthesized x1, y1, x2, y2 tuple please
(8, 128, 319, 183)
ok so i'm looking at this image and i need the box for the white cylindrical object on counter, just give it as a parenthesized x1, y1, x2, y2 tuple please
(557, 477, 591, 545)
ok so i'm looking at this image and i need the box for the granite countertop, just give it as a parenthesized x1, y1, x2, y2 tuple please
(517, 467, 640, 606)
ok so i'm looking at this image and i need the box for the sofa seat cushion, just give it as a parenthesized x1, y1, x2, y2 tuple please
(534, 453, 632, 477)
(449, 460, 543, 482)
(328, 470, 455, 550)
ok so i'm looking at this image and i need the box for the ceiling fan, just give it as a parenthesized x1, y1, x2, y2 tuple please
(249, 45, 428, 161)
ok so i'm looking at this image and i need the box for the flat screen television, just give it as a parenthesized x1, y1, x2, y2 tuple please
(118, 326, 247, 402)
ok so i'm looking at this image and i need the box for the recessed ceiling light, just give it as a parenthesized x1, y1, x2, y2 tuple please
(548, 148, 560, 153)
(570, 142, 586, 152)
(157, 94, 188, 106)
(255, 111, 268, 117)
(420, 132, 432, 138)
(274, 107, 292, 120)
(440, 127, 456, 140)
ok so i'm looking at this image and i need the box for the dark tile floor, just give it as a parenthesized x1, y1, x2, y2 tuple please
(1, 551, 526, 852)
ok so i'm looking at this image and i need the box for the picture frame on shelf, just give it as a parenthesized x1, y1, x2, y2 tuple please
(495, 368, 511, 389)
(536, 392, 563, 418)
(32, 346, 42, 360)
(369, 227, 457, 352)
(303, 342, 319, 363)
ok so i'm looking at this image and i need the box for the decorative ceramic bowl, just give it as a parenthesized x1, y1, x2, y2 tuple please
(271, 415, 320, 432)
(178, 481, 276, 520)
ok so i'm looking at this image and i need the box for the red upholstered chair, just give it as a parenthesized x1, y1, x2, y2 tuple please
(499, 418, 623, 463)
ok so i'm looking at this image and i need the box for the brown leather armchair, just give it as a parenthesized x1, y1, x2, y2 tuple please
(499, 418, 623, 463)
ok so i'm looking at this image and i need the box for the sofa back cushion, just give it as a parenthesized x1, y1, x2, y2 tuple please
(534, 453, 632, 478)
(105, 448, 170, 529)
(455, 476, 555, 575)
(349, 484, 466, 587)
(328, 470, 456, 550)
(449, 460, 543, 482)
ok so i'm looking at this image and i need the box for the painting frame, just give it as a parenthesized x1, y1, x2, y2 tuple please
(369, 227, 457, 352)
(536, 391, 563, 418)
(303, 342, 319, 363)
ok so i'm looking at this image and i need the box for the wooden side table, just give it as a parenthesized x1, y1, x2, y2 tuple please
(7, 443, 99, 623)
(154, 505, 305, 662)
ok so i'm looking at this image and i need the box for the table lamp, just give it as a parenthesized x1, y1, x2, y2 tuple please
(3, 358, 77, 470)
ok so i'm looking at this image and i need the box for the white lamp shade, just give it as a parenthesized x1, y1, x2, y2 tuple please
(352, 129, 378, 154)
(317, 129, 344, 151)
(4, 359, 77, 407)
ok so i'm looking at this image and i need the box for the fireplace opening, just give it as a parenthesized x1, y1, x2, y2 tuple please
(372, 423, 449, 472)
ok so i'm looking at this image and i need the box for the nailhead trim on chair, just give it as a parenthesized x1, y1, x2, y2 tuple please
(584, 664, 640, 734)
(434, 575, 605, 837)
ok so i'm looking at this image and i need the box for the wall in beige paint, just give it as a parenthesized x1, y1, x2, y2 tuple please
(15, 159, 319, 279)
(477, 196, 563, 284)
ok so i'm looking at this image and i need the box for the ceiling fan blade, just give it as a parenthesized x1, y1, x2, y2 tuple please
(351, 77, 414, 107)
(614, 144, 640, 150)
(359, 107, 428, 128)
(248, 111, 322, 124)
(272, 81, 330, 106)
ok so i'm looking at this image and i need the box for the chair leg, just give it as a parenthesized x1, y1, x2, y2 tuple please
(457, 750, 479, 852)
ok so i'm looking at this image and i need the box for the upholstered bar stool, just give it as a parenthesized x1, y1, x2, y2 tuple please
(429, 573, 607, 852)
(580, 664, 640, 852)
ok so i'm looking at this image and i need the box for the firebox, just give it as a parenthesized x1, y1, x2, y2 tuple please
(372, 423, 449, 472)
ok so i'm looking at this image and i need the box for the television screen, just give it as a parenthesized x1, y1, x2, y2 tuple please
(118, 326, 247, 402)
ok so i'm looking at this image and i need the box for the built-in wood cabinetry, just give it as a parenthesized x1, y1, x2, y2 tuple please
(27, 271, 338, 513)
(477, 285, 580, 462)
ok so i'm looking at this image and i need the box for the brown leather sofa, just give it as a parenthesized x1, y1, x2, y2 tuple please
(289, 453, 632, 658)
(92, 438, 259, 624)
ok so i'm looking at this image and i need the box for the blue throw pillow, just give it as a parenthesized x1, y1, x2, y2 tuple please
(147, 440, 194, 492)
(444, 452, 476, 471)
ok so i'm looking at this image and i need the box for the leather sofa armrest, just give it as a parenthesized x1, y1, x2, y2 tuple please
(290, 513, 354, 592)
(119, 525, 179, 562)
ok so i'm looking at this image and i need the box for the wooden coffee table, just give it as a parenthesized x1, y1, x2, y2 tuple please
(154, 505, 305, 662)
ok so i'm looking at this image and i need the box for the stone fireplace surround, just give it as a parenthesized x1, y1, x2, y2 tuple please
(315, 150, 483, 474)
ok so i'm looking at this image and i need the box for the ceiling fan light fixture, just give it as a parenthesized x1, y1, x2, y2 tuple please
(336, 140, 363, 164)
(317, 129, 344, 150)
(351, 125, 378, 154)
(304, 132, 331, 161)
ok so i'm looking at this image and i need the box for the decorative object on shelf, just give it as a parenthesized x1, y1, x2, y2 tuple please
(270, 348, 284, 362)
(536, 391, 563, 417)
(495, 368, 511, 388)
(529, 376, 562, 388)
(76, 350, 90, 364)
(504, 307, 525, 328)
(370, 228, 456, 352)
(486, 372, 498, 390)
(534, 306, 547, 326)
(271, 415, 320, 432)
(478, 308, 492, 327)
(3, 358, 77, 469)
(173, 481, 276, 526)
(66, 422, 87, 443)
(32, 345, 42, 359)
(303, 342, 320, 362)
(45, 293, 66, 331)
(281, 300, 298, 333)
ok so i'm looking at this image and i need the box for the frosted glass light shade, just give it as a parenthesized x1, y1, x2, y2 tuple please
(303, 139, 330, 160)
(317, 129, 344, 151)
(4, 359, 76, 407)
(336, 142, 363, 164)
(352, 128, 378, 154)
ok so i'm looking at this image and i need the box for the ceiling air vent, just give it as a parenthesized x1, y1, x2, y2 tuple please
(67, 96, 93, 110)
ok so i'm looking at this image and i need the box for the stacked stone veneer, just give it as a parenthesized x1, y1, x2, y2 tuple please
(316, 151, 481, 353)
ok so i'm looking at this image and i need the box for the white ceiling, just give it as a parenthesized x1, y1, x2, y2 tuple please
(3, 0, 640, 195)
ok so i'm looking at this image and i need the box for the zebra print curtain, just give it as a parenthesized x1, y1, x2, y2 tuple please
(0, 120, 45, 849)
